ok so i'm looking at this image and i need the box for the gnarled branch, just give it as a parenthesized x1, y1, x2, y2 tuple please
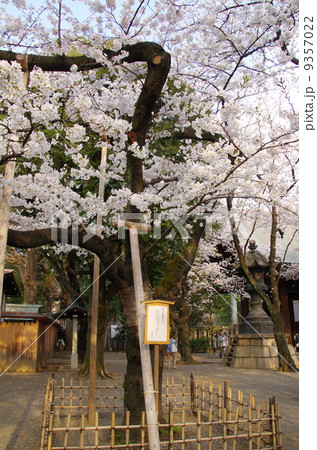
(7, 227, 132, 290)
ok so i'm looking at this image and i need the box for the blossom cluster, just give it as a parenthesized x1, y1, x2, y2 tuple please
(0, 0, 298, 270)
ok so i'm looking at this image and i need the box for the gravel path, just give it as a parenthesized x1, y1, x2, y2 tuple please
(0, 351, 299, 450)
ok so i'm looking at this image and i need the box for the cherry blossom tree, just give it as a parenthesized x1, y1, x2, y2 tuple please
(1, 0, 298, 417)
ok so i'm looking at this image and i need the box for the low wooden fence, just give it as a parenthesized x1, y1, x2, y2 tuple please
(41, 374, 282, 449)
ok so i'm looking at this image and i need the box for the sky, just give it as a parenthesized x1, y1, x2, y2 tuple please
(6, 0, 95, 23)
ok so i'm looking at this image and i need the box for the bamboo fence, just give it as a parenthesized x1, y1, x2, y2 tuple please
(41, 373, 282, 449)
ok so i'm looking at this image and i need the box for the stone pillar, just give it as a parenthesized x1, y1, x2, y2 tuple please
(71, 315, 78, 369)
(230, 293, 238, 324)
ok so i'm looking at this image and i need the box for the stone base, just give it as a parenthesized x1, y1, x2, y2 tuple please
(226, 334, 279, 370)
(71, 353, 78, 369)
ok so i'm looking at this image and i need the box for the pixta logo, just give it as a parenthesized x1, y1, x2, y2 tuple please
(50, 207, 96, 245)
(49, 209, 247, 244)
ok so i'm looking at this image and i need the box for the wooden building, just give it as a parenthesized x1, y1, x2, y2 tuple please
(0, 270, 58, 373)
(0, 311, 58, 372)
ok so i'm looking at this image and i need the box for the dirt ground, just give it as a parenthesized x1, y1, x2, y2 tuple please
(0, 351, 299, 449)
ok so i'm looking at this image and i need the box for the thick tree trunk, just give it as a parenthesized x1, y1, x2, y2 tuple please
(123, 325, 144, 420)
(175, 286, 193, 364)
(121, 323, 167, 438)
(154, 221, 205, 363)
(119, 283, 154, 423)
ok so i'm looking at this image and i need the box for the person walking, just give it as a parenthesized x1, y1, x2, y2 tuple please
(164, 344, 169, 362)
(167, 336, 178, 369)
(294, 332, 299, 352)
(212, 333, 218, 354)
(219, 331, 228, 358)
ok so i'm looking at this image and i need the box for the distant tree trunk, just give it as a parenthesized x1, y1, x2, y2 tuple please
(267, 206, 296, 371)
(23, 248, 39, 303)
(270, 304, 293, 370)
(80, 271, 115, 378)
(6, 247, 39, 304)
(78, 316, 88, 363)
(41, 251, 88, 352)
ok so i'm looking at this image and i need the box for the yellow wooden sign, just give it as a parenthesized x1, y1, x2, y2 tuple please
(142, 300, 174, 345)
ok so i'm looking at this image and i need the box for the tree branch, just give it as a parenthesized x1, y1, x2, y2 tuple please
(153, 220, 205, 301)
(226, 195, 269, 302)
(157, 128, 223, 143)
(7, 227, 132, 290)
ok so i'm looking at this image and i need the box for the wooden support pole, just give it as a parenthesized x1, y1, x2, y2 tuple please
(154, 344, 159, 413)
(0, 161, 16, 317)
(88, 252, 99, 424)
(127, 222, 160, 449)
(0, 55, 29, 318)
(71, 314, 78, 369)
(88, 141, 107, 425)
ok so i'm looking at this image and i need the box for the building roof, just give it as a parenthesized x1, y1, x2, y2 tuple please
(1, 311, 55, 324)
(51, 304, 87, 319)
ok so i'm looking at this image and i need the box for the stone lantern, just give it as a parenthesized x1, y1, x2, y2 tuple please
(225, 240, 279, 370)
(239, 240, 274, 335)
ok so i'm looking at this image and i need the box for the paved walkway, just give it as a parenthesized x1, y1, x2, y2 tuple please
(0, 351, 299, 449)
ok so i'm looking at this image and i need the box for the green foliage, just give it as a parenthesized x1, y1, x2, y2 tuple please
(208, 294, 241, 326)
(114, 433, 125, 445)
(189, 337, 210, 353)
(160, 426, 180, 436)
(109, 296, 128, 340)
(142, 221, 187, 289)
(188, 292, 241, 328)
(187, 303, 206, 328)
